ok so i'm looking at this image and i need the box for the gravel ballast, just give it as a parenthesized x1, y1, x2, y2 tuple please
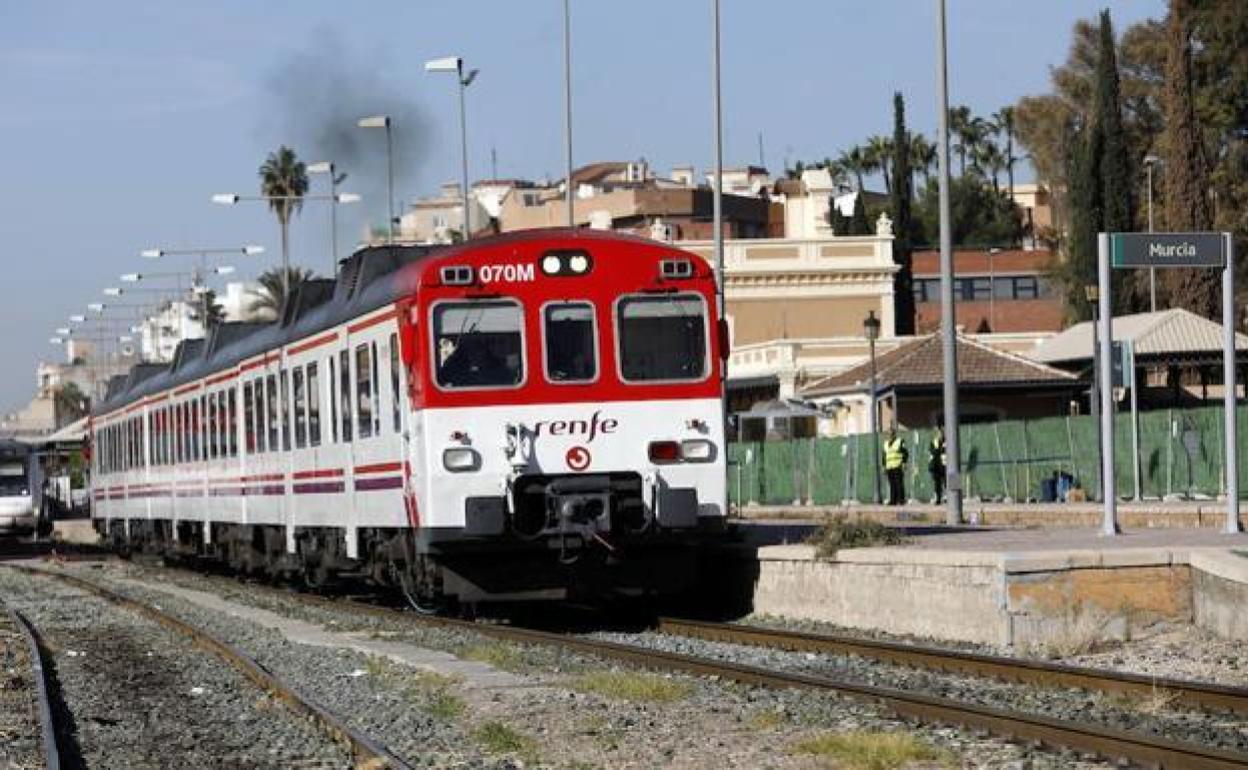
(0, 568, 354, 769)
(0, 602, 44, 770)
(40, 560, 1127, 769)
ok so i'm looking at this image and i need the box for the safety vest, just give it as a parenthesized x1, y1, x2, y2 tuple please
(884, 438, 905, 470)
(931, 436, 947, 466)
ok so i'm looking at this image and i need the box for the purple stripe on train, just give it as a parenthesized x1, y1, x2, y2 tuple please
(354, 476, 403, 491)
(293, 481, 347, 495)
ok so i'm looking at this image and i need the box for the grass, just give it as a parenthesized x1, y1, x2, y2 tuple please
(572, 670, 694, 703)
(749, 708, 789, 730)
(461, 642, 535, 673)
(807, 515, 908, 559)
(1096, 683, 1180, 716)
(790, 731, 952, 770)
(473, 720, 539, 762)
(362, 656, 467, 721)
(1028, 603, 1120, 659)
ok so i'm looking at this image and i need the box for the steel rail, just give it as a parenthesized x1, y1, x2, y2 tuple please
(3, 565, 412, 770)
(657, 616, 1248, 717)
(3, 602, 60, 770)
(277, 591, 1248, 770)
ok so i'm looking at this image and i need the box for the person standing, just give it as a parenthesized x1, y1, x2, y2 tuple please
(928, 426, 947, 505)
(882, 429, 908, 506)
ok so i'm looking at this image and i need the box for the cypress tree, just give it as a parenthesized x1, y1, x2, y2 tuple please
(1161, 0, 1218, 317)
(1093, 10, 1139, 312)
(848, 191, 870, 235)
(891, 92, 916, 335)
(1064, 130, 1101, 320)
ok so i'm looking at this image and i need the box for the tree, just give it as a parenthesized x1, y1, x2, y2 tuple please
(890, 92, 916, 335)
(973, 141, 1008, 193)
(53, 382, 88, 427)
(259, 146, 309, 302)
(1096, 11, 1134, 236)
(864, 135, 894, 193)
(915, 176, 1021, 248)
(837, 146, 869, 192)
(847, 191, 871, 235)
(249, 266, 315, 318)
(192, 288, 226, 329)
(1060, 134, 1102, 320)
(909, 133, 937, 186)
(992, 106, 1018, 200)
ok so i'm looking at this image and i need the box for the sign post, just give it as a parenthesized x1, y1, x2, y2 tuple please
(1105, 231, 1238, 534)
(1097, 234, 1118, 535)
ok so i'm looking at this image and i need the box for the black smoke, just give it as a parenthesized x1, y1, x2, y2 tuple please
(262, 31, 432, 239)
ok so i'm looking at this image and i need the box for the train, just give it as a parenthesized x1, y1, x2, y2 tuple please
(90, 229, 728, 608)
(0, 440, 40, 537)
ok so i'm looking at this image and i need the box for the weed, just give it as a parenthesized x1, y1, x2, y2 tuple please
(749, 708, 788, 730)
(573, 670, 693, 703)
(790, 730, 952, 770)
(462, 642, 534, 673)
(1030, 603, 1120, 659)
(807, 515, 908, 559)
(473, 720, 538, 762)
(1096, 684, 1180, 716)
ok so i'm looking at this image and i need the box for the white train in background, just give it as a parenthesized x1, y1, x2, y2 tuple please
(91, 229, 728, 608)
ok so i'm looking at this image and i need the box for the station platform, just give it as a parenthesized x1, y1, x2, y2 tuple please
(732, 522, 1248, 649)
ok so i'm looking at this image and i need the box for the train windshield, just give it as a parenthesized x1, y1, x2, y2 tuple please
(433, 300, 525, 388)
(0, 462, 28, 497)
(544, 303, 597, 383)
(617, 294, 708, 382)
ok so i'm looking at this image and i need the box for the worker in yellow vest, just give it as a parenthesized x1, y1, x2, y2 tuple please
(882, 429, 909, 506)
(928, 426, 947, 504)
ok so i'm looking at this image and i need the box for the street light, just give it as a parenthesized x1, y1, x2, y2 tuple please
(357, 115, 394, 244)
(309, 161, 348, 273)
(562, 0, 574, 228)
(1143, 154, 1160, 312)
(425, 58, 479, 241)
(864, 310, 882, 505)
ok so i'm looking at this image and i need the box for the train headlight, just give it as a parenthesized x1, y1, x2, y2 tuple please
(442, 447, 481, 472)
(679, 439, 715, 462)
(568, 254, 589, 273)
(541, 255, 562, 275)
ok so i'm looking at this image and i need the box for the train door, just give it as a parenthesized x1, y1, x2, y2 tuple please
(346, 326, 406, 543)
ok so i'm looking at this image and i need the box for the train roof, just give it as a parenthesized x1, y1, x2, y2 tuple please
(91, 228, 680, 418)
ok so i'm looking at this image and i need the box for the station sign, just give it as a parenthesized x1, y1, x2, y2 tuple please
(1110, 232, 1225, 269)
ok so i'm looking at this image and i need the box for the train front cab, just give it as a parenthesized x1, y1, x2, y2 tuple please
(397, 234, 728, 603)
(0, 440, 39, 537)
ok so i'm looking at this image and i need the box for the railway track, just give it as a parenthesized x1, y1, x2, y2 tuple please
(2, 564, 413, 770)
(264, 584, 1248, 770)
(0, 600, 59, 770)
(656, 616, 1248, 717)
(39, 561, 1248, 770)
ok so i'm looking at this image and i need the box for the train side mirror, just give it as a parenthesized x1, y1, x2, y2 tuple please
(717, 318, 731, 361)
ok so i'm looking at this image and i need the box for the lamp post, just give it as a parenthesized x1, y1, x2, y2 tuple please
(864, 310, 882, 505)
(1144, 154, 1159, 313)
(425, 58, 479, 241)
(357, 115, 394, 244)
(140, 244, 261, 332)
(309, 161, 347, 274)
(212, 194, 357, 300)
(1086, 284, 1103, 503)
(563, 0, 574, 228)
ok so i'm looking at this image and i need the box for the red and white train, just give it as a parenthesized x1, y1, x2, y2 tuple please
(90, 229, 727, 607)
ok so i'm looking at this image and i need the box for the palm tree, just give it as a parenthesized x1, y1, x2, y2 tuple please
(974, 141, 1007, 193)
(864, 135, 894, 194)
(909, 133, 937, 186)
(192, 288, 227, 329)
(992, 106, 1017, 202)
(837, 146, 869, 192)
(259, 146, 309, 301)
(249, 266, 314, 319)
(53, 383, 88, 427)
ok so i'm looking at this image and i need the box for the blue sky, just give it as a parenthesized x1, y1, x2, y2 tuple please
(0, 0, 1166, 412)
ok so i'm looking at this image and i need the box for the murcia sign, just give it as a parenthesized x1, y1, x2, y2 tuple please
(1110, 232, 1225, 269)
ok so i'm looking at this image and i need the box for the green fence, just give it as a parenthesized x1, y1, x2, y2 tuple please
(728, 404, 1248, 506)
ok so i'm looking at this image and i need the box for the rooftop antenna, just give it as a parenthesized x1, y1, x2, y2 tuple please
(758, 132, 765, 169)
(491, 145, 498, 181)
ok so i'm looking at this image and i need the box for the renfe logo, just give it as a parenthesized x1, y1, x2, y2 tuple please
(534, 410, 619, 443)
(565, 446, 591, 471)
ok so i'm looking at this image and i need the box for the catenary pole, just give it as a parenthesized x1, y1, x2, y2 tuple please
(458, 65, 471, 240)
(712, 0, 724, 324)
(1098, 233, 1119, 535)
(1224, 233, 1241, 533)
(563, 0, 574, 228)
(936, 0, 962, 525)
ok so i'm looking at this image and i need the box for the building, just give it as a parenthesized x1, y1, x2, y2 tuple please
(138, 281, 266, 363)
(1028, 308, 1248, 406)
(1012, 182, 1055, 248)
(911, 248, 1065, 334)
(801, 333, 1081, 436)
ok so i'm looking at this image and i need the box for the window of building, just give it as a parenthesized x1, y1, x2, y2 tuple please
(431, 300, 525, 389)
(617, 295, 708, 382)
(307, 362, 321, 447)
(543, 302, 597, 383)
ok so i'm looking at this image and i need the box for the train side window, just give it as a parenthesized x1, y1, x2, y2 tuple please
(388, 334, 402, 433)
(243, 382, 255, 454)
(371, 342, 381, 436)
(327, 356, 338, 444)
(207, 394, 217, 461)
(543, 302, 597, 383)
(431, 300, 525, 389)
(307, 363, 322, 447)
(266, 374, 279, 451)
(616, 294, 709, 382)
(226, 389, 237, 458)
(356, 344, 374, 439)
(293, 367, 307, 449)
(339, 350, 353, 442)
(280, 370, 292, 451)
(255, 379, 268, 454)
(218, 391, 229, 458)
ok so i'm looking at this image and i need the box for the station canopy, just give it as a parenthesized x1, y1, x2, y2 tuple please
(1029, 308, 1248, 367)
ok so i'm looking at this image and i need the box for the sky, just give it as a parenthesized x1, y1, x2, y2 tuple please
(0, 0, 1167, 414)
